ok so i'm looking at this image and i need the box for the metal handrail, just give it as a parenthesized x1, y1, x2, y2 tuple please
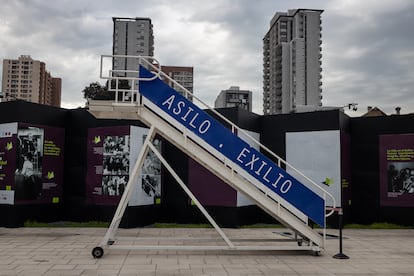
(100, 55, 161, 81)
(100, 55, 337, 217)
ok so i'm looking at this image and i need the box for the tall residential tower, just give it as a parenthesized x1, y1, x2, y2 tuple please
(263, 9, 323, 115)
(214, 86, 252, 112)
(112, 17, 154, 77)
(160, 65, 194, 98)
(2, 55, 61, 107)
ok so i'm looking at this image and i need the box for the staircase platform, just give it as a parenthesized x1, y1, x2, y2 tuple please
(88, 100, 141, 120)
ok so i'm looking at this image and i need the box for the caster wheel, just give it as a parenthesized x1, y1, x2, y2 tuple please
(312, 246, 321, 256)
(297, 240, 303, 246)
(92, 247, 104, 259)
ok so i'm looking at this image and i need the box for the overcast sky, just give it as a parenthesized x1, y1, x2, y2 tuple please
(0, 0, 413, 116)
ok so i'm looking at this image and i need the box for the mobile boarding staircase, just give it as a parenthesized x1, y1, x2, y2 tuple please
(89, 55, 336, 258)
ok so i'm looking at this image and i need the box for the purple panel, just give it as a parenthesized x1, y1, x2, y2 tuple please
(14, 123, 65, 205)
(0, 134, 17, 196)
(379, 134, 414, 207)
(188, 158, 237, 207)
(86, 126, 130, 205)
(340, 132, 352, 207)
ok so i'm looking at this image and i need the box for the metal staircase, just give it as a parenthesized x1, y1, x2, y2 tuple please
(89, 55, 336, 258)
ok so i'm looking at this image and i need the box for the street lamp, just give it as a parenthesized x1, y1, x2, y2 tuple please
(343, 103, 358, 111)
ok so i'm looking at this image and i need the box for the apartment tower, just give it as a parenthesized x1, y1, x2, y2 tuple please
(2, 55, 61, 107)
(161, 65, 194, 99)
(112, 17, 154, 77)
(214, 86, 252, 112)
(263, 9, 323, 115)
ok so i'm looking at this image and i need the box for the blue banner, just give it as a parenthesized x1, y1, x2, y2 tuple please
(139, 66, 325, 226)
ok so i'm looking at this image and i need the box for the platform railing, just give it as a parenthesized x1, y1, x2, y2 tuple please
(99, 55, 336, 217)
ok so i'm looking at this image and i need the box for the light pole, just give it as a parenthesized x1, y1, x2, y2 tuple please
(343, 103, 358, 111)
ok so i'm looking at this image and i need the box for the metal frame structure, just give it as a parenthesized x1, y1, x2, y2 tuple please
(90, 55, 336, 258)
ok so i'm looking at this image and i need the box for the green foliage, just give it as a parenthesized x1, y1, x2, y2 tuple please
(82, 80, 132, 101)
(344, 222, 413, 229)
(22, 221, 413, 229)
(24, 220, 109, 228)
(150, 223, 212, 228)
(151, 223, 283, 229)
(82, 82, 114, 100)
(240, 223, 284, 229)
(109, 79, 131, 90)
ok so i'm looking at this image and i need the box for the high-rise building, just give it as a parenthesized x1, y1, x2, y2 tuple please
(263, 9, 323, 115)
(161, 65, 194, 99)
(214, 86, 252, 112)
(1, 55, 61, 107)
(112, 17, 154, 77)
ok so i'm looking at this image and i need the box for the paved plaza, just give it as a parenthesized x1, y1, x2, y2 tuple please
(0, 227, 413, 275)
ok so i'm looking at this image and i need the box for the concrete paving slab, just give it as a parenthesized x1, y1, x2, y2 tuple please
(0, 227, 413, 275)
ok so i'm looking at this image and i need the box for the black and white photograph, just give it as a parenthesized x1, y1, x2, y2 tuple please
(141, 174, 160, 197)
(102, 135, 130, 175)
(14, 126, 44, 200)
(387, 163, 414, 194)
(101, 135, 130, 196)
(141, 136, 162, 198)
(102, 175, 128, 196)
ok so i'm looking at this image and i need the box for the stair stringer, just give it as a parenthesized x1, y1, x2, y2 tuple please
(134, 100, 325, 247)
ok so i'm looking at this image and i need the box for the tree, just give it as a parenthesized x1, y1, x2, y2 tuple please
(82, 79, 133, 101)
(108, 79, 131, 91)
(82, 82, 114, 100)
(107, 79, 132, 101)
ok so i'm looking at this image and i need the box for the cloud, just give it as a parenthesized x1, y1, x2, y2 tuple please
(322, 0, 414, 115)
(0, 0, 413, 115)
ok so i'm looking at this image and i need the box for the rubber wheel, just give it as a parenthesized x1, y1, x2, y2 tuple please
(92, 247, 104, 258)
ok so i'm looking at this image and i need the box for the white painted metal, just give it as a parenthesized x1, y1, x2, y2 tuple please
(107, 244, 318, 252)
(99, 55, 336, 212)
(91, 55, 337, 256)
(147, 142, 235, 248)
(97, 126, 156, 247)
(136, 105, 324, 246)
(140, 97, 310, 225)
